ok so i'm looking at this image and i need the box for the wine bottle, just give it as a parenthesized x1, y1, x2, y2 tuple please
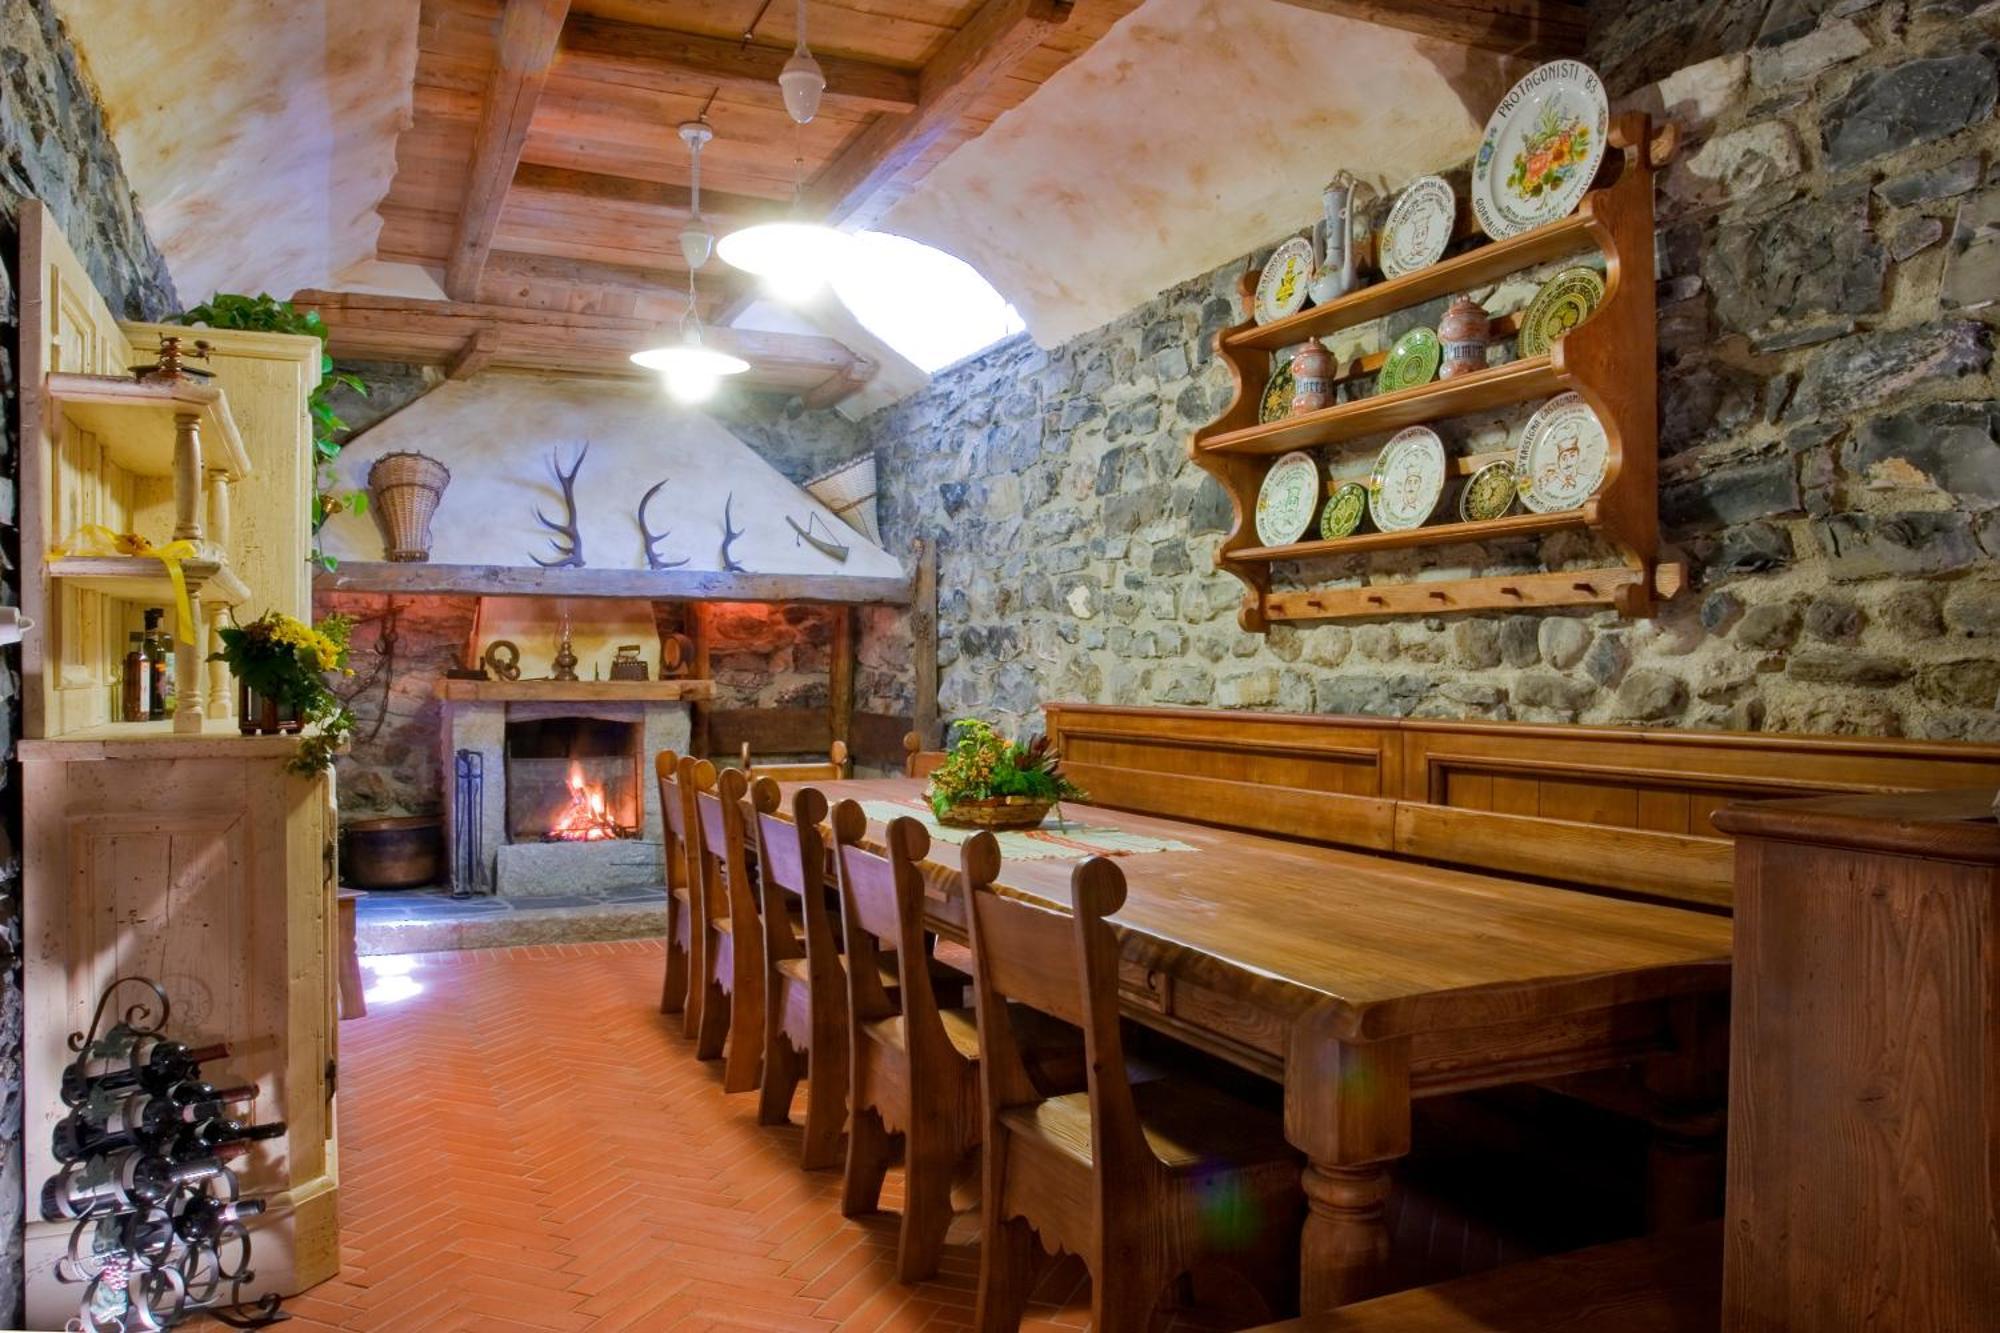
(60, 1040, 230, 1106)
(119, 1081, 259, 1135)
(174, 1195, 264, 1245)
(173, 1117, 286, 1156)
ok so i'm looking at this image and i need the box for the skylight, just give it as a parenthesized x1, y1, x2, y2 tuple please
(829, 232, 1024, 374)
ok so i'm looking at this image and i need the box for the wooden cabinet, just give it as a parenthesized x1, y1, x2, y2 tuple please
(16, 202, 338, 1326)
(1713, 789, 2000, 1331)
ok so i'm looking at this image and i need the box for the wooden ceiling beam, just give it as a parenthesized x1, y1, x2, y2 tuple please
(1267, 0, 1587, 57)
(558, 15, 921, 117)
(293, 290, 875, 402)
(510, 163, 786, 223)
(444, 0, 572, 300)
(805, 0, 1075, 231)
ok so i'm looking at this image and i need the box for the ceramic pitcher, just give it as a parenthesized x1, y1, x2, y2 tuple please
(1311, 172, 1369, 304)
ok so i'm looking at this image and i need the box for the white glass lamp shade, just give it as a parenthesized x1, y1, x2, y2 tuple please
(717, 220, 852, 302)
(630, 340, 750, 403)
(779, 49, 826, 124)
(679, 219, 715, 270)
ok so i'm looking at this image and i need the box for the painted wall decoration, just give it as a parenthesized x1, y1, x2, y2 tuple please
(317, 373, 904, 580)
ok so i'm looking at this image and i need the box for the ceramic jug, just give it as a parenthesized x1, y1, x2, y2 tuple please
(1310, 172, 1369, 304)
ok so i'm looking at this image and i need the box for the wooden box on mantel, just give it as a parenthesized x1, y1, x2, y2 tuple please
(17, 202, 340, 1327)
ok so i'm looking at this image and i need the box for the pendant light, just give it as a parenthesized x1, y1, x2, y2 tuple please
(630, 119, 749, 403)
(717, 0, 850, 303)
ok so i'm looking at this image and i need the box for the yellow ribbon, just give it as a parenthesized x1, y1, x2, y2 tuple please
(48, 525, 199, 643)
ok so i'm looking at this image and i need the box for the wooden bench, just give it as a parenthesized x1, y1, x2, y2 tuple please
(1046, 704, 2000, 912)
(1254, 1224, 1719, 1332)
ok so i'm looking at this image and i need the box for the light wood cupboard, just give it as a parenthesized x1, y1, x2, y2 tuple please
(17, 202, 340, 1326)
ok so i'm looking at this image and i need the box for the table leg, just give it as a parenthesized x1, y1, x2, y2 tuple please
(1285, 1009, 1411, 1312)
(1642, 993, 1728, 1228)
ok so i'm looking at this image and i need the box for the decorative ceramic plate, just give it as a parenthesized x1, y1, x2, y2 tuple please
(1471, 60, 1609, 239)
(1378, 176, 1456, 278)
(1517, 266, 1605, 357)
(1368, 428, 1448, 532)
(1320, 481, 1368, 540)
(1378, 327, 1442, 394)
(1260, 357, 1296, 424)
(1514, 392, 1609, 513)
(1255, 237, 1316, 325)
(1255, 450, 1322, 546)
(1459, 460, 1517, 522)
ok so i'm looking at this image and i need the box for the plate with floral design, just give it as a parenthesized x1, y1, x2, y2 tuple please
(1255, 450, 1322, 546)
(1255, 237, 1316, 325)
(1260, 356, 1296, 424)
(1378, 176, 1456, 278)
(1472, 60, 1608, 239)
(1514, 392, 1609, 512)
(1377, 327, 1441, 395)
(1368, 427, 1447, 532)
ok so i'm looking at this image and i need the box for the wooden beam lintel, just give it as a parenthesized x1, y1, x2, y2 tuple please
(1267, 0, 1588, 58)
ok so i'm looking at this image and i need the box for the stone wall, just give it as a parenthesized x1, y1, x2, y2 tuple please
(0, 1, 179, 1318)
(842, 0, 2000, 743)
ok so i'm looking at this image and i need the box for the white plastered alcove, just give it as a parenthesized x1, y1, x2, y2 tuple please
(317, 373, 903, 580)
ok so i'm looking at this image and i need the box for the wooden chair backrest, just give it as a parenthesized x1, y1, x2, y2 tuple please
(654, 750, 698, 894)
(829, 799, 944, 1040)
(1046, 703, 2000, 912)
(693, 764, 776, 928)
(903, 731, 946, 779)
(741, 739, 851, 782)
(751, 786, 833, 976)
(964, 840, 1147, 1177)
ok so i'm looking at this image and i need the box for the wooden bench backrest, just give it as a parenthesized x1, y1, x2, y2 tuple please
(1046, 704, 2000, 912)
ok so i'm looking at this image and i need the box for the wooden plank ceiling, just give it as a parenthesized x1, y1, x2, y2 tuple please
(325, 0, 1584, 398)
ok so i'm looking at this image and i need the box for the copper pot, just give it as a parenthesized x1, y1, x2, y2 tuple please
(342, 815, 445, 890)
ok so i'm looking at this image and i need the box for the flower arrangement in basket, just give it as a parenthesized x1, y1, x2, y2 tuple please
(925, 720, 1087, 831)
(211, 611, 357, 773)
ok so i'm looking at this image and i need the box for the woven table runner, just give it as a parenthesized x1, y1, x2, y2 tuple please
(858, 800, 1195, 861)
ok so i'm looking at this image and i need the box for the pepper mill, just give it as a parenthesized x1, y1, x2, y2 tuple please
(1289, 341, 1337, 415)
(1439, 296, 1491, 379)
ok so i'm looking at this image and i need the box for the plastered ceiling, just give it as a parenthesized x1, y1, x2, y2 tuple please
(884, 0, 1527, 346)
(53, 0, 416, 304)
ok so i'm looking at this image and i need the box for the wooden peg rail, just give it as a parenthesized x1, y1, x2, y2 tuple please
(1189, 112, 1674, 631)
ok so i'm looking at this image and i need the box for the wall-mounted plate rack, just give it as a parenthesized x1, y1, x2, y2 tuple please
(1191, 112, 1682, 630)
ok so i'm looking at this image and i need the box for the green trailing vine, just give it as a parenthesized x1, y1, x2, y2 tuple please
(170, 293, 370, 569)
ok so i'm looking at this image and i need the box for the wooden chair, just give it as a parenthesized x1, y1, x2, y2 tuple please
(750, 785, 849, 1168)
(691, 763, 781, 1093)
(741, 739, 851, 782)
(963, 842, 1305, 1333)
(656, 750, 703, 1026)
(336, 890, 366, 1020)
(830, 799, 1083, 1281)
(903, 731, 946, 779)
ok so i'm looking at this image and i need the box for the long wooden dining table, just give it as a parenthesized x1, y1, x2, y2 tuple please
(773, 777, 1734, 1313)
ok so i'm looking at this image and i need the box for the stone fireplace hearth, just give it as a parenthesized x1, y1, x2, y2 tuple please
(439, 679, 705, 897)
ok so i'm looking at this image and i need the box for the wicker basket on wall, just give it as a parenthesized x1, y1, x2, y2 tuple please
(368, 451, 452, 562)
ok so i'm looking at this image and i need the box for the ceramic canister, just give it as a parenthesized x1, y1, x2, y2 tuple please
(1289, 341, 1337, 415)
(1438, 296, 1491, 380)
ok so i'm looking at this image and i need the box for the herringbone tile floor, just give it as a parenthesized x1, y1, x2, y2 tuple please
(239, 939, 1234, 1333)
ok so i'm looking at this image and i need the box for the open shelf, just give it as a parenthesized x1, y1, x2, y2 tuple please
(1202, 356, 1561, 457)
(1228, 215, 1595, 351)
(45, 372, 251, 480)
(1234, 507, 1595, 563)
(1189, 111, 1674, 629)
(49, 554, 251, 607)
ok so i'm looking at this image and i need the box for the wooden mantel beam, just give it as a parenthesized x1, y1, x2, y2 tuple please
(807, 0, 1074, 231)
(293, 290, 877, 403)
(1267, 0, 1587, 57)
(510, 163, 786, 226)
(558, 14, 921, 116)
(445, 0, 572, 300)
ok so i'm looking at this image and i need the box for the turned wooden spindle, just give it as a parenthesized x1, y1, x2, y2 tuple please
(172, 411, 205, 544)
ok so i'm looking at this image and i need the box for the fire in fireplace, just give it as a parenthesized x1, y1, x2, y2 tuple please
(504, 716, 642, 842)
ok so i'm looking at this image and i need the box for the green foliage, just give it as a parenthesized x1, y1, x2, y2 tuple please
(924, 719, 1086, 818)
(170, 294, 372, 566)
(210, 612, 358, 775)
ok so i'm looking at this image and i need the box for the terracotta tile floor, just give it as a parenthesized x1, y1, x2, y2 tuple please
(234, 939, 1243, 1333)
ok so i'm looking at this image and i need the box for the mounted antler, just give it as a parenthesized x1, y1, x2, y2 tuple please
(720, 492, 746, 573)
(638, 480, 690, 570)
(530, 442, 588, 569)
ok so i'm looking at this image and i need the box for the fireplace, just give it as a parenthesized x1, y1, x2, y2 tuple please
(504, 716, 642, 841)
